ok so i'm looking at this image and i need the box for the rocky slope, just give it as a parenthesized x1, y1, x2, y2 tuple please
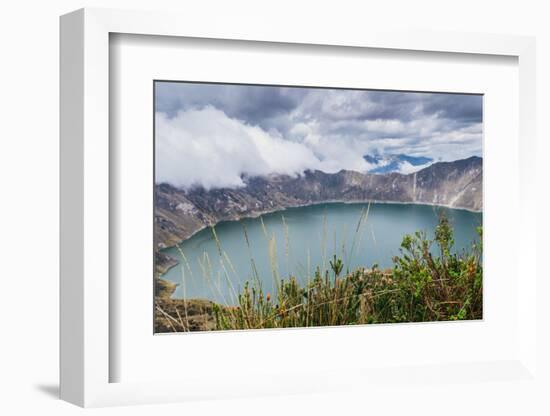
(155, 156, 482, 249)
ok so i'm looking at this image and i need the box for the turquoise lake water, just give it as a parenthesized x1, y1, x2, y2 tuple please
(160, 202, 482, 305)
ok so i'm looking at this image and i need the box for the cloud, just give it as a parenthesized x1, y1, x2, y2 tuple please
(396, 161, 434, 175)
(156, 107, 370, 190)
(420, 93, 483, 123)
(155, 82, 483, 189)
(155, 83, 305, 128)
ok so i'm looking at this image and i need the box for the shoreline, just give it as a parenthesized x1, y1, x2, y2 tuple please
(156, 200, 482, 292)
(159, 198, 482, 252)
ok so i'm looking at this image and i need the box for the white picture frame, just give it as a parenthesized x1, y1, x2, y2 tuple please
(60, 7, 538, 407)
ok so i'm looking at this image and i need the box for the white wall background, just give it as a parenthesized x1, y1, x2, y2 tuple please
(0, 0, 548, 414)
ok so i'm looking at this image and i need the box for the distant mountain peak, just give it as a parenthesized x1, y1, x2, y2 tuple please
(363, 154, 434, 174)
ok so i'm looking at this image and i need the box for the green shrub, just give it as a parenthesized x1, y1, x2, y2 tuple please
(212, 211, 482, 330)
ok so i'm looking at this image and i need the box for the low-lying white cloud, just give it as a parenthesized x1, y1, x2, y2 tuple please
(396, 161, 434, 175)
(156, 107, 369, 190)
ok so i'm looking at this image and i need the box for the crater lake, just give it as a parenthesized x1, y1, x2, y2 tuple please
(160, 202, 482, 305)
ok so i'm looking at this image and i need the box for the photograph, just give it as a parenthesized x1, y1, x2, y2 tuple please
(153, 81, 483, 333)
(1, 0, 544, 412)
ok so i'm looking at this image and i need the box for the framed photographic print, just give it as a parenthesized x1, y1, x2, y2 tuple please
(153, 81, 484, 334)
(60, 8, 538, 408)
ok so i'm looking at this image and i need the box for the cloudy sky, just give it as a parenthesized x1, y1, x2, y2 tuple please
(155, 82, 482, 190)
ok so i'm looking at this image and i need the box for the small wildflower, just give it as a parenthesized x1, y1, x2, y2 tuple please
(266, 292, 271, 302)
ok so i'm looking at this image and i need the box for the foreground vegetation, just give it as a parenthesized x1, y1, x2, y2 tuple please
(155, 212, 482, 332)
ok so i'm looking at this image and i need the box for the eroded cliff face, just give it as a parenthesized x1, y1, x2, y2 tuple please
(155, 156, 482, 248)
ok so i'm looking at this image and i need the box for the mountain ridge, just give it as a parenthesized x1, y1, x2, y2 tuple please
(155, 156, 482, 250)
